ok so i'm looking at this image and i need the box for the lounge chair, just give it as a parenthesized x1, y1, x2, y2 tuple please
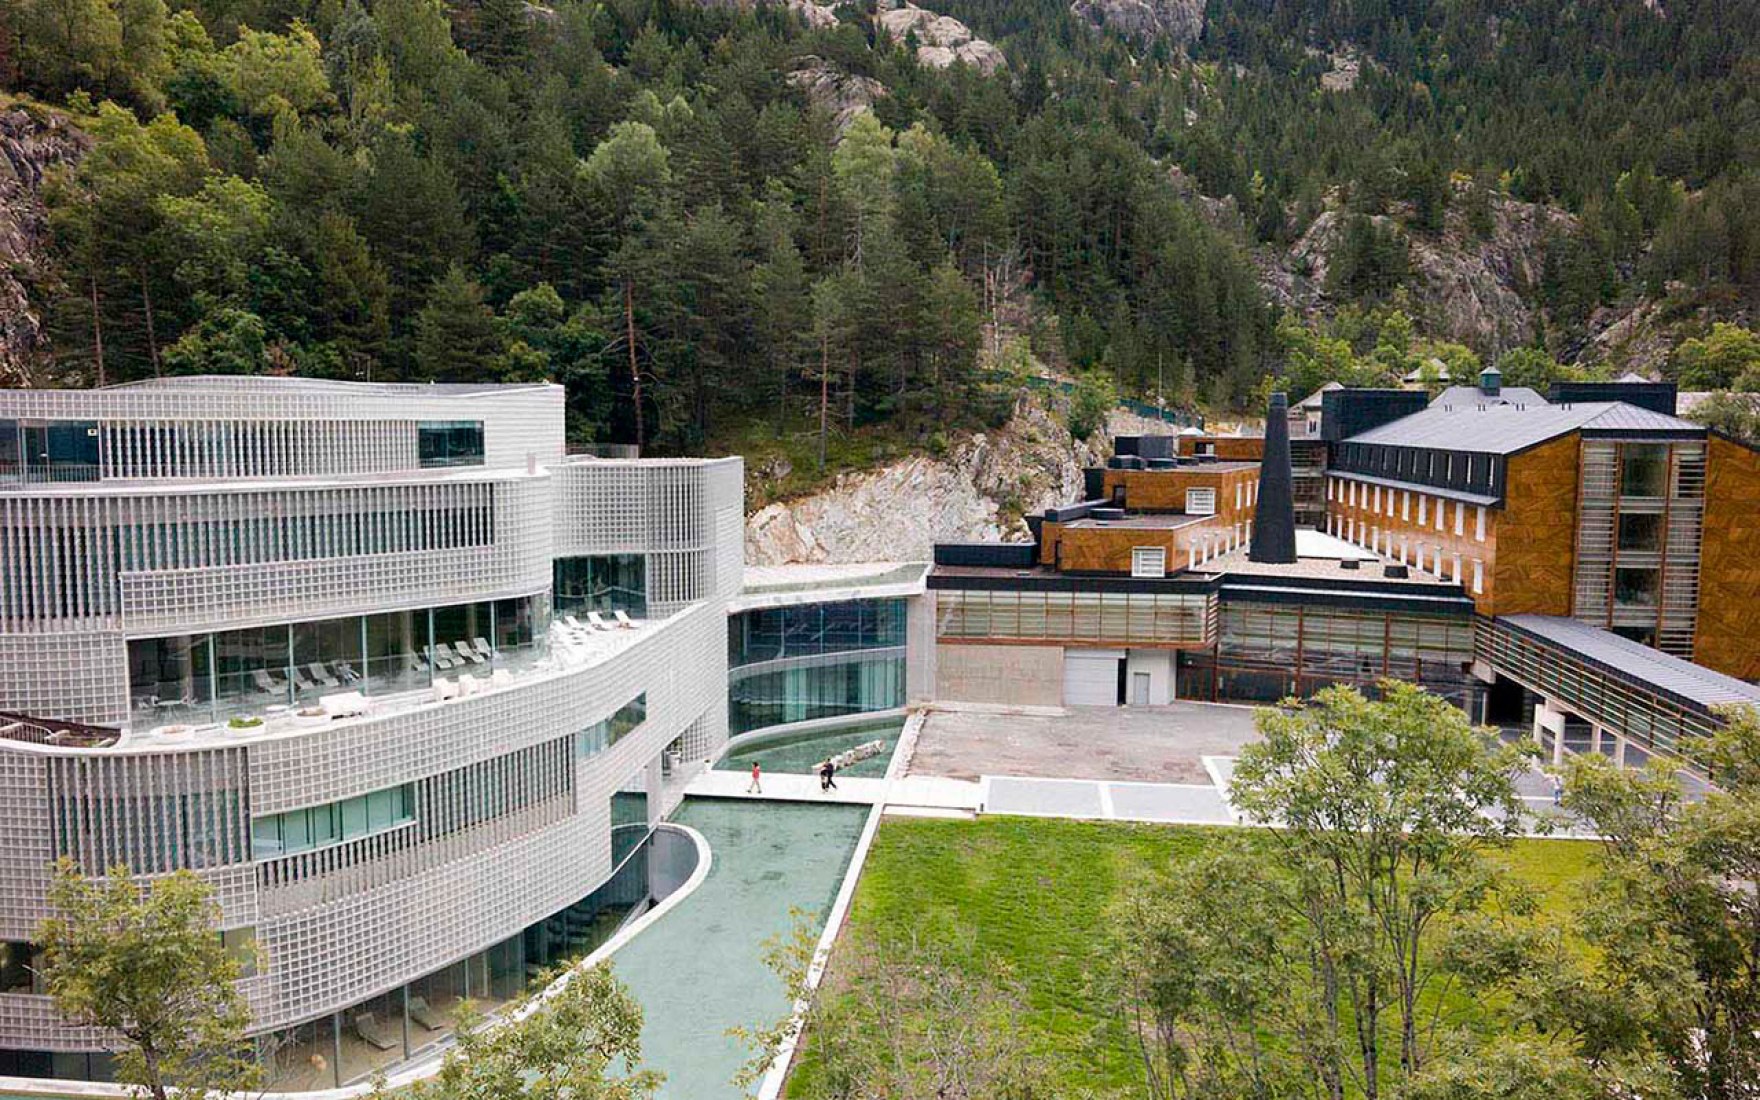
(586, 611, 614, 632)
(472, 637, 494, 660)
(563, 614, 587, 632)
(252, 670, 285, 696)
(403, 652, 429, 676)
(352, 1012, 396, 1052)
(333, 662, 361, 683)
(306, 663, 339, 688)
(288, 667, 318, 694)
(451, 640, 484, 664)
(613, 610, 639, 629)
(426, 645, 457, 671)
(408, 996, 443, 1032)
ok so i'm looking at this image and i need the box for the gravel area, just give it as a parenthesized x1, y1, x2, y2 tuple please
(908, 703, 1263, 783)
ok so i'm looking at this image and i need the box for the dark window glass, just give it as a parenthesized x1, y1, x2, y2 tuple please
(21, 420, 100, 482)
(1620, 444, 1669, 497)
(1617, 513, 1663, 553)
(417, 421, 485, 467)
(0, 420, 19, 481)
(1613, 567, 1660, 608)
(553, 555, 646, 617)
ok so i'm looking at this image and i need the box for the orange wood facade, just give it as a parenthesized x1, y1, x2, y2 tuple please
(1490, 435, 1581, 618)
(1101, 465, 1260, 515)
(1039, 522, 1212, 574)
(1175, 436, 1265, 461)
(1695, 435, 1760, 681)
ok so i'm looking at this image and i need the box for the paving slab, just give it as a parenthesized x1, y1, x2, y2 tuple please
(984, 776, 1107, 818)
(1107, 782, 1234, 824)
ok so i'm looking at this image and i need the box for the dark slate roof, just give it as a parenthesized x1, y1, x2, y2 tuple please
(1346, 401, 1704, 455)
(1329, 469, 1500, 506)
(1501, 615, 1760, 710)
(1429, 385, 1550, 408)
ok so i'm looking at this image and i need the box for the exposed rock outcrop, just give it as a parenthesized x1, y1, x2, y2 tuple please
(1069, 0, 1204, 47)
(746, 392, 1126, 564)
(1264, 185, 1573, 356)
(876, 3, 1006, 75)
(1, 105, 90, 386)
(786, 57, 888, 134)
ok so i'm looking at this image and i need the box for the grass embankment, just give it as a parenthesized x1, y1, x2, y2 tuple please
(787, 817, 1599, 1097)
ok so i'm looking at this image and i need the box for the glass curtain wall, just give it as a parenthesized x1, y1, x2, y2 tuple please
(728, 598, 906, 666)
(127, 595, 549, 729)
(729, 657, 905, 735)
(553, 555, 647, 618)
(1177, 602, 1477, 708)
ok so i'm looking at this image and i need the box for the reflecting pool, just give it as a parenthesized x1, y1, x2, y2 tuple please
(716, 719, 903, 779)
(609, 798, 867, 1099)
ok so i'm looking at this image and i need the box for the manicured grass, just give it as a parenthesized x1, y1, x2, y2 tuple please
(787, 817, 1601, 1097)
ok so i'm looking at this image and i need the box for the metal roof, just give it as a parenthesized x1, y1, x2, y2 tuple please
(1428, 385, 1550, 408)
(1346, 401, 1704, 455)
(1500, 615, 1760, 711)
(1329, 469, 1501, 506)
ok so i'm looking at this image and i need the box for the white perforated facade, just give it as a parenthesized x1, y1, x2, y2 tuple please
(0, 379, 741, 1070)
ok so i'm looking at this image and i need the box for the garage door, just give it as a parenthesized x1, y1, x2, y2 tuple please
(1063, 649, 1123, 707)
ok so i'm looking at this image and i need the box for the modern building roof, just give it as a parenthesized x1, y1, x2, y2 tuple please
(1296, 382, 1344, 409)
(102, 376, 556, 397)
(1345, 401, 1705, 455)
(1500, 615, 1760, 712)
(1429, 384, 1550, 408)
(731, 561, 927, 612)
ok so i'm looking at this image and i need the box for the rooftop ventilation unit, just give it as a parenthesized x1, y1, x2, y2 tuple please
(1092, 507, 1126, 520)
(1339, 559, 1360, 570)
(1383, 564, 1409, 579)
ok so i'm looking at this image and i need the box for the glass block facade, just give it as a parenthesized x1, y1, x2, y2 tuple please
(0, 379, 744, 1083)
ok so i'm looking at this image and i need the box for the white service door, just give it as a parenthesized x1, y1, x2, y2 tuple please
(1063, 648, 1123, 707)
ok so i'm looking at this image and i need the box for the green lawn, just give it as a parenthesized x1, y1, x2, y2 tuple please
(787, 817, 1601, 1097)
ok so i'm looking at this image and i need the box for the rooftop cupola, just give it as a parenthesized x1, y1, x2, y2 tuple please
(1479, 364, 1502, 398)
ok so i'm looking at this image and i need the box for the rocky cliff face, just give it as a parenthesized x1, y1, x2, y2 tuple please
(1070, 0, 1204, 47)
(1263, 185, 1573, 356)
(876, 3, 1006, 75)
(786, 57, 888, 134)
(0, 105, 90, 386)
(744, 393, 1153, 564)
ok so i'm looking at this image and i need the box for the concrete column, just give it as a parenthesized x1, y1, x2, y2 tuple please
(1590, 724, 1603, 757)
(1615, 735, 1628, 768)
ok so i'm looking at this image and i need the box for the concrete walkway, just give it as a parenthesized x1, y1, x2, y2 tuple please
(684, 717, 1593, 837)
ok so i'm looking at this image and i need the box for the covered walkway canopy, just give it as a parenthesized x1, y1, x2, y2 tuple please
(1480, 614, 1760, 762)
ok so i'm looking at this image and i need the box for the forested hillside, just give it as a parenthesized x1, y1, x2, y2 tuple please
(3, 0, 1756, 453)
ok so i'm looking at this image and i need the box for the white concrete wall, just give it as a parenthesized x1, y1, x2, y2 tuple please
(934, 642, 1063, 707)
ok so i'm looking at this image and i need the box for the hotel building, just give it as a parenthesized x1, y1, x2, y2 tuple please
(0, 378, 745, 1085)
(930, 378, 1760, 766)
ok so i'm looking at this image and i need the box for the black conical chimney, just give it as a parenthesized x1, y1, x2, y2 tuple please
(1249, 391, 1297, 564)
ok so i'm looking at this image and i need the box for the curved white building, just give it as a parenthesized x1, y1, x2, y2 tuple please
(0, 378, 743, 1086)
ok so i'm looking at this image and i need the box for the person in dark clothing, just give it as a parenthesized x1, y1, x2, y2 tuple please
(819, 760, 837, 791)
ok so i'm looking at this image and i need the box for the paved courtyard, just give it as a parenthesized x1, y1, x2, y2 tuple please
(907, 702, 1264, 783)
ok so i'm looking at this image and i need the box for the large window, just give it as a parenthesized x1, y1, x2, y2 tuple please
(417, 421, 485, 467)
(575, 694, 648, 757)
(553, 555, 646, 617)
(934, 589, 1209, 646)
(1620, 444, 1670, 497)
(251, 785, 414, 859)
(14, 420, 101, 482)
(1614, 567, 1660, 609)
(1617, 512, 1663, 553)
(728, 598, 906, 667)
(1179, 603, 1476, 707)
(729, 657, 905, 735)
(126, 595, 549, 729)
